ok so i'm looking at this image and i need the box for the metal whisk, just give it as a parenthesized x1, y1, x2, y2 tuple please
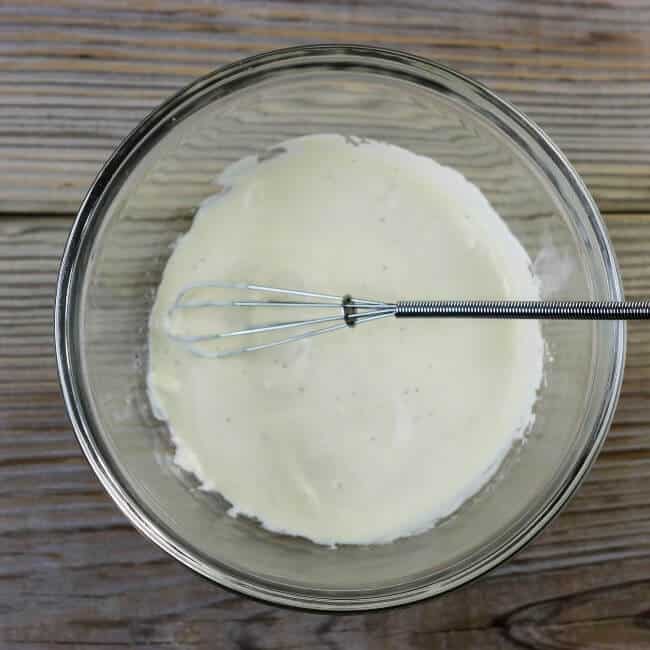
(164, 282, 650, 359)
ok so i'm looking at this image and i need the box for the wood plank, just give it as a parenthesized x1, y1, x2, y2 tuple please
(1, 0, 650, 214)
(2, 213, 650, 647)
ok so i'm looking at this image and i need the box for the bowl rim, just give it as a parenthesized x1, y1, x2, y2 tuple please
(55, 44, 626, 611)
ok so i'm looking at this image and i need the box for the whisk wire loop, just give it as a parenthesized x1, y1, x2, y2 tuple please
(165, 282, 394, 358)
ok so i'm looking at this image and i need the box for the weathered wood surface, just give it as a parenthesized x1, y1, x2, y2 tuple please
(2, 214, 650, 649)
(1, 0, 650, 214)
(3, 1, 650, 648)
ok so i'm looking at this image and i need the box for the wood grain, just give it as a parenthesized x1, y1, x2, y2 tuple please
(1, 0, 650, 214)
(4, 1, 650, 647)
(2, 215, 650, 649)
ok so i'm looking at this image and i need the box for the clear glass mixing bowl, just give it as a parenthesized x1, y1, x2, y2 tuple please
(55, 45, 625, 611)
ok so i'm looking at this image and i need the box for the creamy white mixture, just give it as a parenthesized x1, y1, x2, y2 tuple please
(148, 134, 544, 546)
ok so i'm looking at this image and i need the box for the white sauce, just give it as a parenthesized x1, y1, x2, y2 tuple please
(147, 134, 544, 546)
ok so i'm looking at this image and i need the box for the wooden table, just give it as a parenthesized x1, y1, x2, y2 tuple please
(2, 2, 650, 648)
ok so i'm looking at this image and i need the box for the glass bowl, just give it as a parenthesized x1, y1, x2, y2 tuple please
(55, 45, 625, 611)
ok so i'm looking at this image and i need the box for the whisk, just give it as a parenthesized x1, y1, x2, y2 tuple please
(164, 281, 650, 359)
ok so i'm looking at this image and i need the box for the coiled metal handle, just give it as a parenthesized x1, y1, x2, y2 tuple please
(395, 300, 650, 320)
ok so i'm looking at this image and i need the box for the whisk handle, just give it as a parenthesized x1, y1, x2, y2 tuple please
(395, 300, 650, 320)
